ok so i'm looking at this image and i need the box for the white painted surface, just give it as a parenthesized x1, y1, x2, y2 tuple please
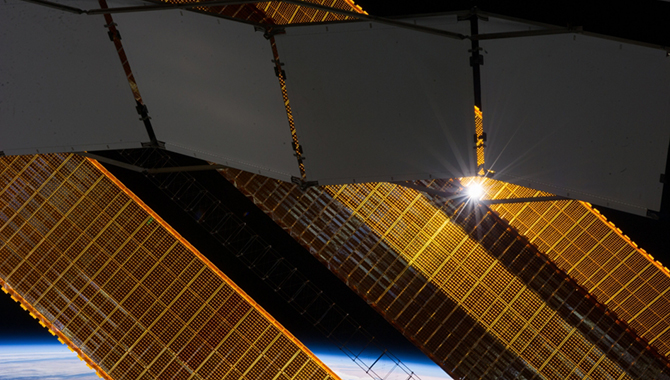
(275, 16, 476, 185)
(0, 0, 146, 156)
(480, 17, 670, 215)
(114, 10, 300, 181)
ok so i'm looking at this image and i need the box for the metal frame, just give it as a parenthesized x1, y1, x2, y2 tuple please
(471, 26, 583, 40)
(475, 10, 670, 52)
(22, 0, 466, 39)
(24, 1, 670, 50)
(20, 1, 670, 49)
(272, 0, 465, 39)
(480, 196, 569, 205)
(87, 0, 262, 15)
(19, 1, 668, 214)
(22, 0, 84, 13)
(80, 154, 569, 205)
(392, 181, 464, 201)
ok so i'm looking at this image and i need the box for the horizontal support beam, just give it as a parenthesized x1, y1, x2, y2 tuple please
(88, 0, 465, 39)
(85, 0, 260, 15)
(278, 0, 465, 40)
(145, 164, 229, 174)
(21, 2, 668, 51)
(470, 26, 582, 40)
(392, 181, 570, 205)
(480, 195, 570, 205)
(22, 0, 84, 14)
(77, 152, 145, 173)
(24, 0, 464, 39)
(391, 181, 464, 201)
(77, 152, 228, 174)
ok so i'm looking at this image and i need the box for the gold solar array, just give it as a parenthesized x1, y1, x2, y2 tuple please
(222, 168, 670, 380)
(0, 154, 340, 380)
(474, 106, 485, 175)
(254, 0, 366, 24)
(155, 0, 365, 25)
(475, 178, 670, 358)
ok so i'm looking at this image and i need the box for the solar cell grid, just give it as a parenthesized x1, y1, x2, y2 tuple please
(223, 166, 670, 379)
(0, 153, 340, 380)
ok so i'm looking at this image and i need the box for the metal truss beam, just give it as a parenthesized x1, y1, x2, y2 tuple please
(86, 0, 261, 15)
(471, 26, 583, 40)
(22, 0, 465, 39)
(77, 152, 229, 174)
(393, 181, 570, 205)
(22, 0, 84, 13)
(480, 195, 570, 205)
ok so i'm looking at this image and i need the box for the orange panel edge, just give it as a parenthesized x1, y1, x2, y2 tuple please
(581, 200, 670, 279)
(343, 0, 368, 15)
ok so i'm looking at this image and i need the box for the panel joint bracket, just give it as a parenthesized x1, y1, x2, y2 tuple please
(291, 176, 319, 190)
(258, 25, 286, 40)
(141, 141, 165, 149)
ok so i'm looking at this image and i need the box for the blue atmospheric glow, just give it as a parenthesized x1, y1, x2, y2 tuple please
(310, 344, 452, 380)
(0, 341, 452, 380)
(0, 342, 98, 380)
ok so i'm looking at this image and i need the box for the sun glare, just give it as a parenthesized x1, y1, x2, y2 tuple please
(466, 182, 484, 201)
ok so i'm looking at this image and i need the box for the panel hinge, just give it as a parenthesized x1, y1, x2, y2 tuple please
(272, 59, 286, 79)
(457, 10, 488, 22)
(292, 142, 303, 154)
(107, 29, 121, 41)
(470, 54, 483, 66)
(141, 141, 165, 149)
(136, 103, 151, 121)
(258, 26, 286, 39)
(291, 176, 318, 190)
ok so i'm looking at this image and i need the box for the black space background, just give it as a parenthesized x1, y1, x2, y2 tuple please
(1, 0, 669, 373)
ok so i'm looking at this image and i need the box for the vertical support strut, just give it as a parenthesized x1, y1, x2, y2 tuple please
(99, 0, 161, 148)
(468, 9, 483, 111)
(463, 8, 487, 175)
(657, 138, 670, 219)
(266, 30, 308, 182)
